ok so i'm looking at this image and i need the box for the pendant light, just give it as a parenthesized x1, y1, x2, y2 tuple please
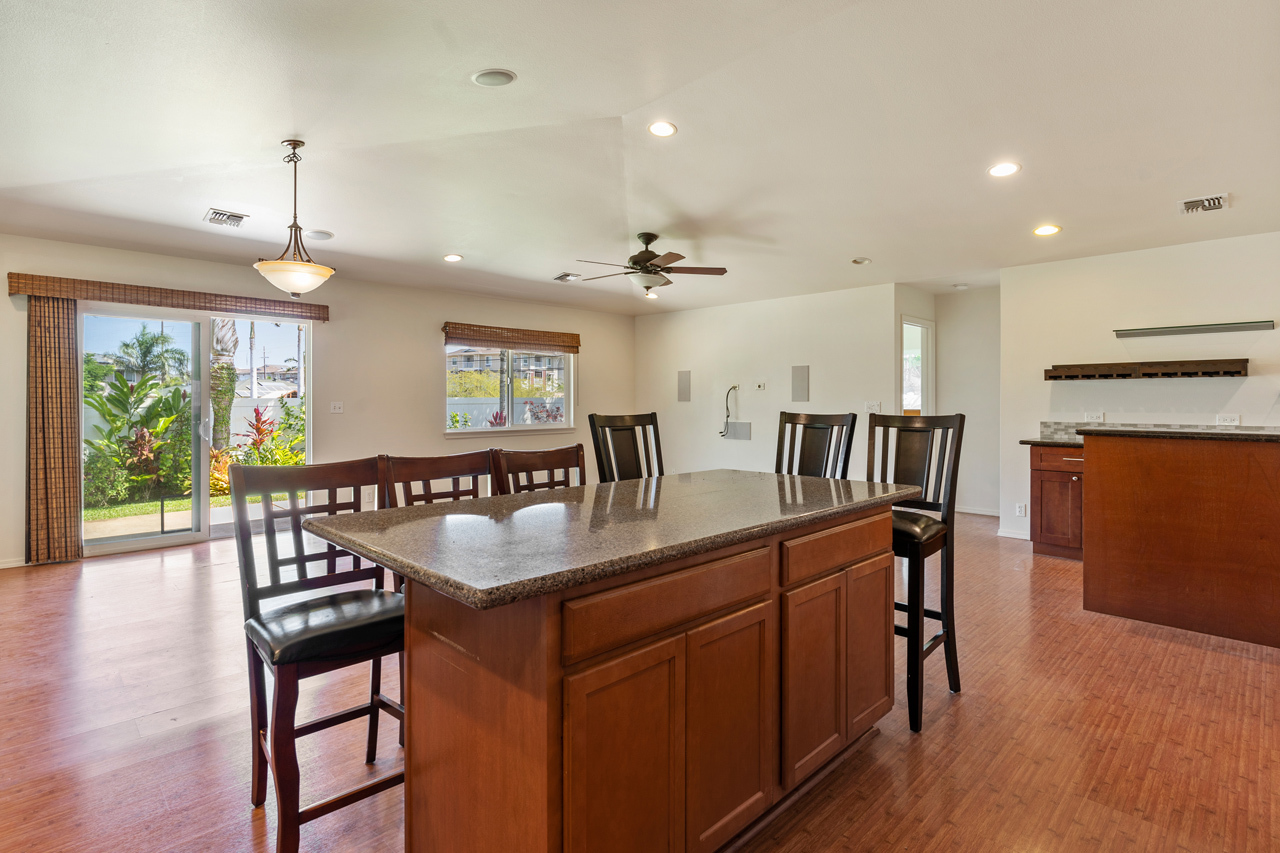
(254, 140, 334, 299)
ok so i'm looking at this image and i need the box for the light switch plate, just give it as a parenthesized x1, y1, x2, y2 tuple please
(865, 401, 882, 413)
(362, 486, 375, 505)
(1216, 413, 1241, 426)
(330, 401, 344, 414)
(755, 381, 767, 391)
(1084, 412, 1105, 423)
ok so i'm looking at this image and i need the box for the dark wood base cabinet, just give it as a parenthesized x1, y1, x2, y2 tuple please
(1029, 445, 1084, 560)
(404, 507, 895, 853)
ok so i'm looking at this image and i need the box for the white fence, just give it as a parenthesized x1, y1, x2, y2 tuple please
(447, 397, 566, 429)
(82, 395, 302, 452)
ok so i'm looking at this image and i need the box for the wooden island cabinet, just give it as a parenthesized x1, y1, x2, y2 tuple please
(305, 470, 918, 853)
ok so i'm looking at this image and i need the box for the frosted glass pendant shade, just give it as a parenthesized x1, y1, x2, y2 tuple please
(626, 271, 667, 288)
(254, 260, 335, 296)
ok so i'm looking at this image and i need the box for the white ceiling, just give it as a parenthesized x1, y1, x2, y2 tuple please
(1, 0, 1277, 314)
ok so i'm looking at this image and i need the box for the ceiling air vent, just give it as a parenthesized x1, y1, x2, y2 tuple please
(553, 272, 581, 282)
(1180, 194, 1228, 214)
(203, 208, 248, 227)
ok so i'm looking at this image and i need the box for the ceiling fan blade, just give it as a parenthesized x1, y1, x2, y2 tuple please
(664, 266, 727, 276)
(659, 275, 673, 286)
(576, 259, 630, 267)
(651, 252, 685, 267)
(582, 272, 627, 281)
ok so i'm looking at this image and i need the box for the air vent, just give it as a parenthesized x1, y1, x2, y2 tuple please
(204, 208, 248, 227)
(1180, 194, 1228, 214)
(553, 272, 581, 282)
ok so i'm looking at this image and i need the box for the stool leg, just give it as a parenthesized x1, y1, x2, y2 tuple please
(366, 656, 382, 764)
(906, 546, 925, 733)
(940, 542, 961, 694)
(270, 665, 302, 853)
(247, 640, 269, 808)
(398, 651, 406, 748)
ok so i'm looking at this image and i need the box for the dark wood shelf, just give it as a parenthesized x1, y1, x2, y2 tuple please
(1044, 358, 1248, 381)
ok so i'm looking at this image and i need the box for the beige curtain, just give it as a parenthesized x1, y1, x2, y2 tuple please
(27, 295, 83, 564)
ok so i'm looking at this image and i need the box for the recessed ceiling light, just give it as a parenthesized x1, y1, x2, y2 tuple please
(648, 121, 677, 137)
(988, 162, 1021, 177)
(851, 257, 872, 265)
(472, 69, 516, 87)
(443, 254, 464, 262)
(1033, 225, 1061, 236)
(304, 229, 333, 241)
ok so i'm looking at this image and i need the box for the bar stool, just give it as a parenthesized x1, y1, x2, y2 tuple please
(866, 413, 965, 732)
(491, 444, 587, 494)
(588, 412, 663, 482)
(775, 412, 856, 477)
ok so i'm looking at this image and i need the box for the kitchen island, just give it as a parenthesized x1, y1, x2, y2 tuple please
(1081, 428, 1280, 647)
(305, 469, 919, 853)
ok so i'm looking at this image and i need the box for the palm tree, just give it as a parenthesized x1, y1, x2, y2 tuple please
(116, 323, 189, 384)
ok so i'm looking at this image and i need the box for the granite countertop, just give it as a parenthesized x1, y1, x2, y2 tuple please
(1019, 439, 1083, 448)
(302, 469, 920, 610)
(1076, 428, 1280, 443)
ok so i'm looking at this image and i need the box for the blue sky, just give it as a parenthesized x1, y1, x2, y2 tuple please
(84, 316, 306, 371)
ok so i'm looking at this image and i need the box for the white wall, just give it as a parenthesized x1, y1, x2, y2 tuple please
(936, 287, 1000, 515)
(1, 233, 635, 567)
(634, 283, 898, 477)
(999, 230, 1280, 537)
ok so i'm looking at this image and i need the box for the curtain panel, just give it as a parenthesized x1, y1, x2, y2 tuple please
(27, 295, 83, 565)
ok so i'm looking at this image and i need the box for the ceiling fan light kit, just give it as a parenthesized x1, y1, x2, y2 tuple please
(577, 232, 727, 298)
(254, 140, 334, 299)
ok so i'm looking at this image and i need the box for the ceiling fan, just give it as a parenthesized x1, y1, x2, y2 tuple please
(577, 232, 727, 298)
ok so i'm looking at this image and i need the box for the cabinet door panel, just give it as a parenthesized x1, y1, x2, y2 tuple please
(565, 635, 686, 853)
(847, 554, 894, 739)
(1034, 470, 1084, 548)
(686, 601, 776, 853)
(781, 572, 847, 790)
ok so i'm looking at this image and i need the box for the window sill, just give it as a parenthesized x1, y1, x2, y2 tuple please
(443, 425, 576, 440)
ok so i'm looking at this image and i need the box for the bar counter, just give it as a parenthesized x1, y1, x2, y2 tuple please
(306, 470, 921, 853)
(1080, 428, 1280, 647)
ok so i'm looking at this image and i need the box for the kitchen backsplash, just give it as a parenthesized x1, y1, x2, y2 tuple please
(1039, 421, 1280, 442)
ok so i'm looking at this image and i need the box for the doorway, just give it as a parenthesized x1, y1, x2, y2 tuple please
(901, 316, 935, 416)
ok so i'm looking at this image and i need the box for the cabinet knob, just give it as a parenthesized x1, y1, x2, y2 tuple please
(1072, 476, 1080, 481)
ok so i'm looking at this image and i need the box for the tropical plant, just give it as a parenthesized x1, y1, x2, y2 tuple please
(115, 323, 189, 385)
(487, 409, 507, 427)
(209, 446, 234, 496)
(523, 401, 564, 423)
(233, 406, 307, 467)
(447, 411, 473, 430)
(83, 448, 130, 508)
(83, 371, 189, 502)
(277, 396, 306, 451)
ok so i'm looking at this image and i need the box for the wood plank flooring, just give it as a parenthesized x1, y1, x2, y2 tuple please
(1, 514, 1276, 852)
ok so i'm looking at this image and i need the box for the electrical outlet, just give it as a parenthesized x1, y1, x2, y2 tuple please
(1216, 414, 1241, 426)
(1084, 412, 1105, 423)
(330, 401, 344, 414)
(1015, 503, 1027, 517)
(865, 401, 882, 413)
(362, 486, 375, 505)
(755, 381, 767, 391)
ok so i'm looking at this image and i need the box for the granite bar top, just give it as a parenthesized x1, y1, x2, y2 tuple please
(302, 469, 920, 610)
(1019, 439, 1083, 448)
(1077, 428, 1280, 443)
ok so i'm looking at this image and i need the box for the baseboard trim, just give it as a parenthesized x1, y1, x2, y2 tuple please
(0, 558, 28, 570)
(997, 528, 1031, 540)
(957, 505, 999, 517)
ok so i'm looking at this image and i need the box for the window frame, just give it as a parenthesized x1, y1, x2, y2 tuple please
(443, 345, 576, 438)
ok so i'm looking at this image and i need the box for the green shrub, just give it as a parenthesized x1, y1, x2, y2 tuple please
(83, 449, 130, 508)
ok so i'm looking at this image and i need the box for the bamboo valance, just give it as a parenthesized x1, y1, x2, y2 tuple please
(8, 273, 329, 322)
(441, 322, 580, 354)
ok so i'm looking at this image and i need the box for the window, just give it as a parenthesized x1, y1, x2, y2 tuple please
(446, 347, 569, 430)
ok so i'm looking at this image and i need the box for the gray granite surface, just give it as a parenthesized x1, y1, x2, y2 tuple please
(1019, 439, 1083, 448)
(1076, 428, 1280, 443)
(302, 469, 920, 610)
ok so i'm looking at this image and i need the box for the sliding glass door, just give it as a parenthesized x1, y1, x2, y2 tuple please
(81, 310, 204, 546)
(80, 307, 311, 551)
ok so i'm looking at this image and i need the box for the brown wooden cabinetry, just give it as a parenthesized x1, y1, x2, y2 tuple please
(1029, 445, 1084, 560)
(781, 572, 847, 789)
(846, 554, 894, 738)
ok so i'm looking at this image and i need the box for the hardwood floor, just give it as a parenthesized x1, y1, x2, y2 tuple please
(2, 513, 1276, 851)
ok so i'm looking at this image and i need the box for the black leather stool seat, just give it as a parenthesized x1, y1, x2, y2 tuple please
(892, 510, 947, 546)
(245, 589, 405, 666)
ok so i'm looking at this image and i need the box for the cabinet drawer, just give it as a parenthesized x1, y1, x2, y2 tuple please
(780, 513, 890, 586)
(1032, 446, 1085, 472)
(563, 548, 771, 662)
